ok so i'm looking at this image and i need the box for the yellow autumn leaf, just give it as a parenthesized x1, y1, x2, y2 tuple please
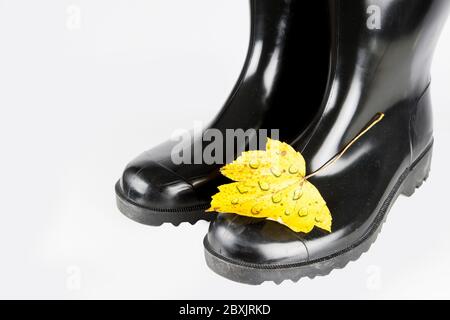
(208, 113, 385, 233)
(208, 138, 332, 233)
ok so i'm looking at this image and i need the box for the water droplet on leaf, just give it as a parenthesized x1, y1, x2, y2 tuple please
(271, 167, 282, 177)
(289, 165, 299, 174)
(236, 185, 248, 194)
(298, 209, 308, 218)
(251, 205, 262, 215)
(258, 181, 270, 191)
(249, 160, 259, 169)
(272, 193, 282, 203)
(293, 188, 303, 200)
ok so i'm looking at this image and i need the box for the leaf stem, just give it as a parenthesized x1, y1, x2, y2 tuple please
(304, 112, 385, 180)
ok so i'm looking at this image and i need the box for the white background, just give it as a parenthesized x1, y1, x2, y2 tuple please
(0, 0, 449, 299)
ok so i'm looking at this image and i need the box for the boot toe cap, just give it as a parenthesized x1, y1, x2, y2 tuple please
(206, 213, 309, 266)
(118, 159, 203, 210)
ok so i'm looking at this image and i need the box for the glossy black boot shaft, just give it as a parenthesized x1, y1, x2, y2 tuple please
(206, 0, 450, 284)
(299, 0, 449, 168)
(116, 0, 330, 225)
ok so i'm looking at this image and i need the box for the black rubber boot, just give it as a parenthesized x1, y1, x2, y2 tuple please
(116, 1, 330, 226)
(204, 0, 450, 284)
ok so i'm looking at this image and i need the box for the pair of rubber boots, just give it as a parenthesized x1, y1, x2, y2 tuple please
(115, 0, 449, 284)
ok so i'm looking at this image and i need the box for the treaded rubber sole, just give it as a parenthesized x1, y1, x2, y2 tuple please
(204, 144, 433, 285)
(115, 182, 215, 226)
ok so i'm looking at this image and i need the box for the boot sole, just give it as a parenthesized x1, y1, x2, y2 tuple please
(115, 182, 214, 226)
(204, 143, 433, 285)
